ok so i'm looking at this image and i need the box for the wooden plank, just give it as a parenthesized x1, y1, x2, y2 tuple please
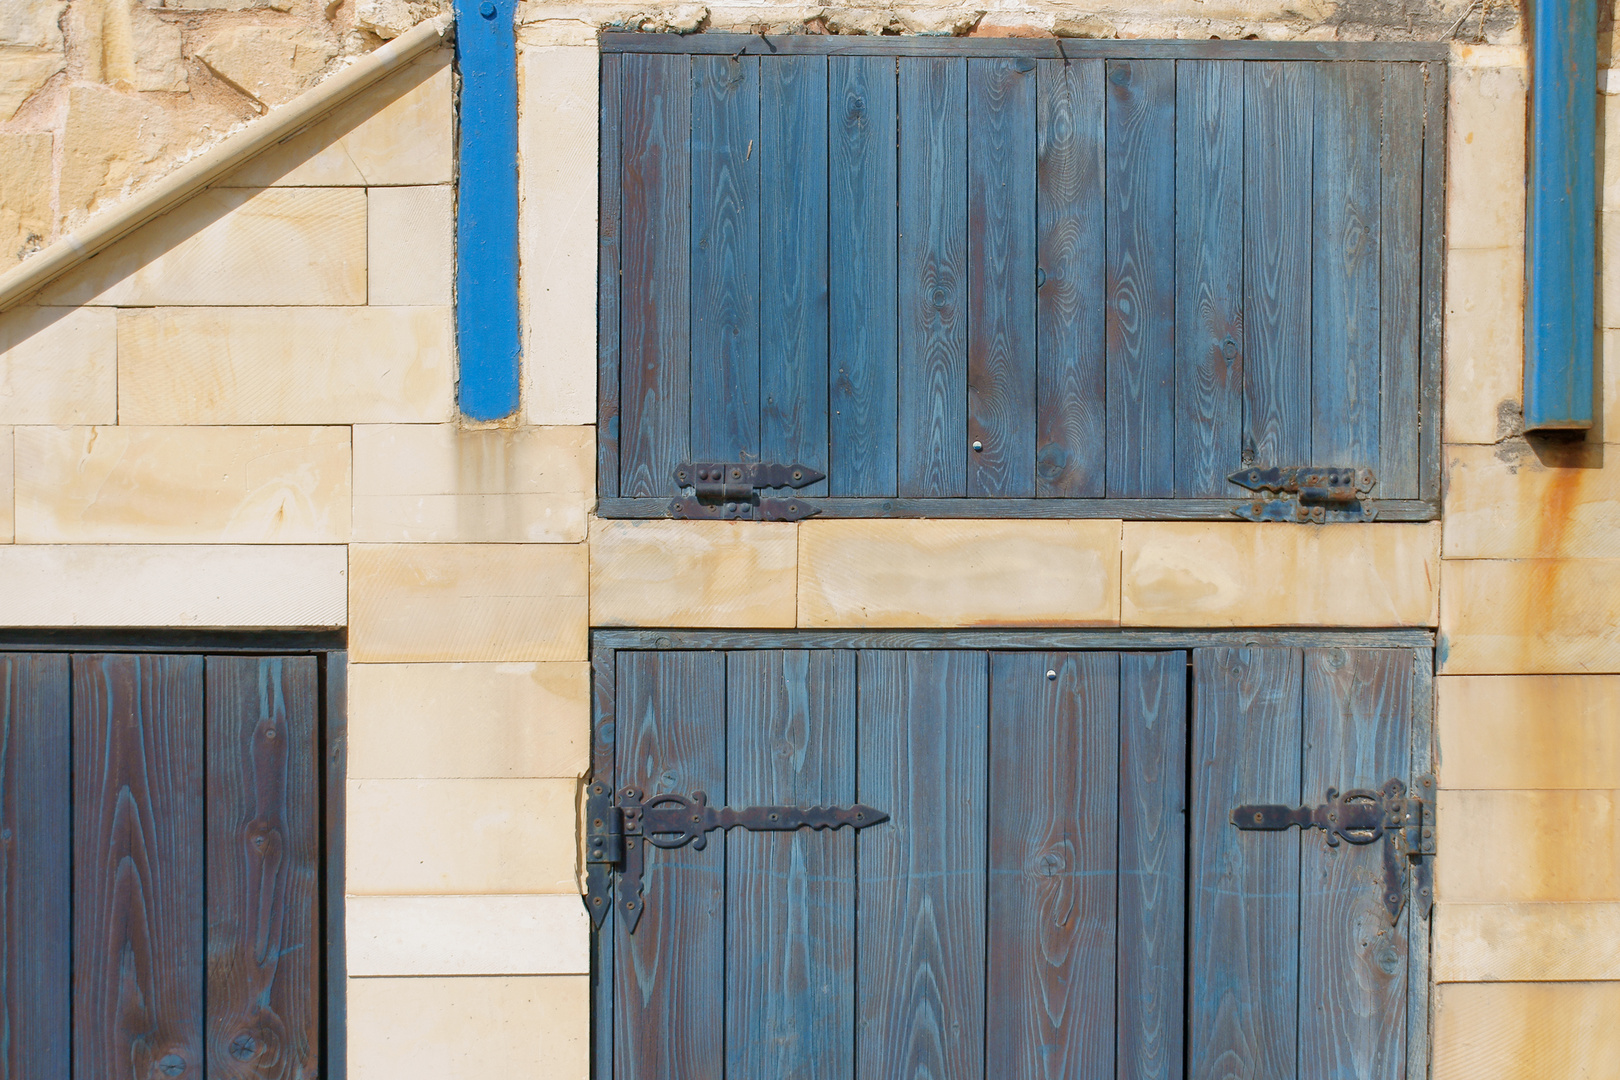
(597, 495, 1442, 520)
(1188, 646, 1301, 1080)
(1299, 648, 1411, 1080)
(689, 54, 761, 463)
(760, 55, 830, 495)
(1406, 646, 1433, 1080)
(323, 652, 348, 1080)
(1378, 63, 1425, 499)
(967, 56, 1038, 497)
(986, 651, 1117, 1078)
(0, 654, 70, 1080)
(598, 52, 622, 497)
(1243, 62, 1313, 469)
(1117, 650, 1188, 1080)
(829, 56, 899, 497)
(1034, 57, 1106, 498)
(600, 34, 1451, 62)
(1104, 58, 1176, 497)
(613, 651, 725, 1080)
(205, 656, 321, 1079)
(857, 650, 987, 1077)
(1312, 62, 1384, 472)
(618, 52, 691, 498)
(725, 651, 856, 1079)
(1417, 61, 1447, 505)
(73, 654, 206, 1080)
(591, 641, 617, 1080)
(897, 57, 968, 497)
(597, 627, 1437, 654)
(1174, 60, 1245, 496)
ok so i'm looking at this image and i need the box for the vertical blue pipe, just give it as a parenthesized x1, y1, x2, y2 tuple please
(1523, 0, 1597, 432)
(454, 0, 521, 420)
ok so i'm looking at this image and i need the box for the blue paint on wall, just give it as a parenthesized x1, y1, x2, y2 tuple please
(1524, 0, 1597, 432)
(454, 0, 521, 420)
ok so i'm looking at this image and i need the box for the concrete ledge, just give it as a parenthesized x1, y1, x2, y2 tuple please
(347, 894, 588, 976)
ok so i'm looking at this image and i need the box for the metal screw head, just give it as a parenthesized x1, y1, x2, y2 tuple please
(1046, 669, 1058, 681)
(479, 1, 497, 16)
(971, 440, 984, 452)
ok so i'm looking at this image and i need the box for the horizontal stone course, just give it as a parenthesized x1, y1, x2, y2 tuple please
(1440, 558, 1620, 673)
(1437, 788, 1619, 903)
(1443, 246, 1525, 445)
(1444, 442, 1620, 559)
(1434, 902, 1620, 982)
(0, 307, 116, 425)
(1438, 675, 1620, 790)
(368, 186, 454, 307)
(590, 518, 797, 628)
(346, 894, 588, 976)
(1433, 982, 1620, 1080)
(1446, 64, 1526, 250)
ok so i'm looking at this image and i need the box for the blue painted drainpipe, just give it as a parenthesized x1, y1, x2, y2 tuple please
(1523, 0, 1597, 433)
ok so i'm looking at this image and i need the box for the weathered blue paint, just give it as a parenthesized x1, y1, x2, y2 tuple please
(1524, 0, 1597, 432)
(454, 0, 521, 420)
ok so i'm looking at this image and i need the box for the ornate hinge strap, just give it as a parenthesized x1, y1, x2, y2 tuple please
(1229, 466, 1378, 523)
(669, 461, 824, 522)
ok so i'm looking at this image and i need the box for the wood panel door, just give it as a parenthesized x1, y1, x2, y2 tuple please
(0, 652, 331, 1080)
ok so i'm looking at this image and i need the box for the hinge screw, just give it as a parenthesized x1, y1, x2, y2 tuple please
(1046, 669, 1057, 680)
(972, 440, 983, 452)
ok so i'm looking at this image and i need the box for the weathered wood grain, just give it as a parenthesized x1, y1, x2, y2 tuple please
(725, 651, 856, 1080)
(1104, 58, 1176, 497)
(897, 57, 969, 497)
(601, 34, 1450, 61)
(323, 652, 347, 1080)
(598, 52, 622, 497)
(967, 57, 1038, 497)
(1174, 60, 1245, 496)
(0, 654, 70, 1080)
(856, 650, 987, 1078)
(1418, 61, 1446, 503)
(73, 654, 206, 1080)
(205, 657, 321, 1079)
(829, 55, 899, 496)
(1378, 62, 1425, 499)
(987, 652, 1118, 1078)
(1034, 57, 1106, 498)
(1117, 650, 1188, 1080)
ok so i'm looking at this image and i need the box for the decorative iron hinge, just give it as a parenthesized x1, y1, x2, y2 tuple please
(583, 780, 888, 932)
(1232, 773, 1436, 923)
(668, 461, 824, 522)
(1229, 466, 1378, 523)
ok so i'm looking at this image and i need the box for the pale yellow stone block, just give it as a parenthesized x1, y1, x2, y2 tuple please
(346, 778, 578, 894)
(352, 425, 592, 543)
(1434, 902, 1620, 982)
(1605, 94, 1620, 212)
(368, 185, 453, 307)
(1604, 330, 1620, 440)
(1443, 441, 1620, 558)
(798, 519, 1120, 628)
(348, 976, 587, 1080)
(1438, 675, 1620, 790)
(0, 132, 52, 266)
(0, 545, 346, 627)
(1433, 982, 1620, 1080)
(224, 49, 454, 188)
(42, 188, 366, 307)
(0, 307, 116, 425)
(347, 661, 589, 779)
(118, 307, 453, 424)
(591, 518, 798, 628)
(1443, 246, 1524, 445)
(1121, 522, 1440, 627)
(0, 428, 12, 543)
(1437, 789, 1619, 902)
(349, 543, 588, 662)
(520, 44, 598, 426)
(1604, 210, 1620, 330)
(0, 48, 62, 122)
(1446, 65, 1526, 250)
(14, 426, 351, 544)
(193, 22, 338, 107)
(1440, 559, 1620, 673)
(346, 894, 588, 976)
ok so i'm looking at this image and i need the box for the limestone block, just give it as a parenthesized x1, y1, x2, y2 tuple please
(348, 976, 587, 1080)
(0, 49, 63, 121)
(590, 519, 798, 628)
(0, 133, 51, 265)
(0, 545, 346, 627)
(1606, 330, 1620, 440)
(368, 186, 453, 306)
(1121, 522, 1440, 627)
(1434, 902, 1620, 982)
(798, 519, 1120, 628)
(1439, 558, 1620, 673)
(1443, 441, 1620, 558)
(0, 307, 116, 425)
(347, 894, 588, 975)
(1604, 210, 1620, 330)
(520, 44, 598, 426)
(352, 425, 591, 543)
(223, 49, 453, 188)
(43, 187, 366, 307)
(1433, 982, 1620, 1080)
(0, 428, 12, 543)
(347, 661, 589, 779)
(1446, 65, 1527, 250)
(349, 543, 588, 662)
(346, 778, 578, 893)
(118, 307, 453, 424)
(1438, 675, 1620, 790)
(126, 2, 186, 93)
(14, 425, 351, 544)
(1443, 246, 1524, 445)
(0, 2, 66, 48)
(194, 22, 339, 106)
(1437, 789, 1619, 902)
(1605, 94, 1620, 211)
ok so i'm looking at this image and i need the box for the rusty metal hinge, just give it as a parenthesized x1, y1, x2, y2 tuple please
(1229, 466, 1378, 523)
(1232, 773, 1436, 923)
(668, 461, 824, 522)
(584, 781, 887, 932)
